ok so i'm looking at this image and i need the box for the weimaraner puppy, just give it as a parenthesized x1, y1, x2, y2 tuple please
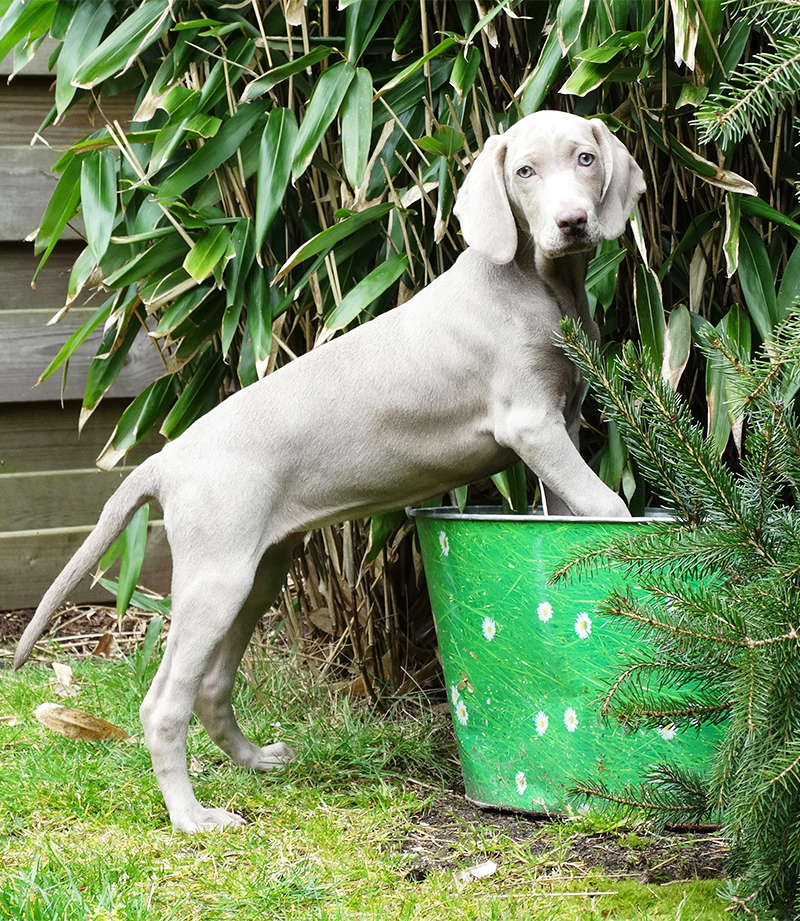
(16, 110, 645, 832)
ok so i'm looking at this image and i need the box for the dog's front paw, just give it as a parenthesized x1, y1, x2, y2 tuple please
(172, 806, 247, 834)
(253, 741, 295, 771)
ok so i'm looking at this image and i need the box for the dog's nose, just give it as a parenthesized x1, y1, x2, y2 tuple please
(555, 209, 588, 237)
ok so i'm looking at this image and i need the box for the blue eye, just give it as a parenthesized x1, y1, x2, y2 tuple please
(517, 165, 535, 178)
(578, 152, 595, 166)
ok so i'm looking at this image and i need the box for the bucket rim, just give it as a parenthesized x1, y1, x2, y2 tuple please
(407, 505, 673, 524)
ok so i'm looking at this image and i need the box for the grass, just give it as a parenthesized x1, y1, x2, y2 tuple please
(0, 639, 727, 921)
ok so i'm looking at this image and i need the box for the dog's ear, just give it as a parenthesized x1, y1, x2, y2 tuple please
(591, 119, 646, 241)
(454, 134, 517, 264)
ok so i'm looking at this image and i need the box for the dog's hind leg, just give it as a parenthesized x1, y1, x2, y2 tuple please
(192, 541, 296, 771)
(139, 549, 274, 832)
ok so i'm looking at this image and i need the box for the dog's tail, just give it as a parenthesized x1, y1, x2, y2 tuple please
(14, 458, 162, 671)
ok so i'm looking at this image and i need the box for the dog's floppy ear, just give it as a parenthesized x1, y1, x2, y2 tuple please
(591, 119, 646, 241)
(453, 134, 517, 264)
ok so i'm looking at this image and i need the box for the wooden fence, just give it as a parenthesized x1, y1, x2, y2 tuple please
(0, 44, 170, 609)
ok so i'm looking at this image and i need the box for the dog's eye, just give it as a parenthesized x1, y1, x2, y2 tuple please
(578, 152, 595, 167)
(517, 165, 535, 179)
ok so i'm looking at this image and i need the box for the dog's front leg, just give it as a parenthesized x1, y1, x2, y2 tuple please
(498, 411, 629, 518)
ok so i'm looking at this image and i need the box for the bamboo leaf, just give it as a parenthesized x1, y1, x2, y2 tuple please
(97, 375, 178, 470)
(81, 309, 143, 418)
(36, 298, 113, 385)
(374, 38, 456, 99)
(255, 107, 298, 251)
(450, 45, 481, 102)
(71, 0, 172, 89)
(740, 196, 800, 241)
(738, 222, 778, 342)
(521, 26, 565, 115)
(103, 234, 189, 288)
(32, 153, 83, 266)
(325, 253, 408, 329)
(183, 225, 232, 283)
(158, 101, 269, 199)
(55, 0, 115, 115)
(240, 45, 333, 102)
(345, 0, 392, 64)
(115, 504, 150, 619)
(81, 149, 117, 262)
(222, 218, 256, 354)
(723, 193, 741, 278)
(341, 67, 373, 189)
(292, 60, 355, 182)
(662, 305, 692, 391)
(247, 270, 277, 380)
(276, 203, 394, 281)
(634, 265, 665, 366)
(777, 245, 800, 319)
(0, 0, 56, 65)
(160, 347, 226, 440)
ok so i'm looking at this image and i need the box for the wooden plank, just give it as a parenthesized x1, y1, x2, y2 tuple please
(0, 400, 165, 474)
(0, 522, 171, 610)
(0, 467, 141, 532)
(0, 145, 83, 241)
(0, 76, 134, 145)
(0, 309, 165, 403)
(0, 242, 89, 313)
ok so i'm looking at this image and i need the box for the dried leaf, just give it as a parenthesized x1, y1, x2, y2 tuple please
(92, 633, 121, 659)
(50, 662, 80, 699)
(34, 703, 131, 741)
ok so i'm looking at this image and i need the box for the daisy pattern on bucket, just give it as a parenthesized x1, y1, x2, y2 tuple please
(455, 699, 469, 726)
(515, 771, 527, 795)
(534, 711, 549, 736)
(451, 685, 460, 707)
(564, 707, 579, 732)
(438, 531, 450, 556)
(537, 601, 553, 622)
(656, 724, 678, 741)
(574, 612, 592, 639)
(481, 616, 497, 641)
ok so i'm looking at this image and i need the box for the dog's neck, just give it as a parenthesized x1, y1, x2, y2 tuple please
(528, 247, 594, 332)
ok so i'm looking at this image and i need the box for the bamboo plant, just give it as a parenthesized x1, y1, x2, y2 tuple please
(0, 0, 797, 693)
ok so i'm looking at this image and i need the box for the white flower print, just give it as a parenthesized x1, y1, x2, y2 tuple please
(438, 531, 450, 556)
(534, 711, 549, 736)
(481, 616, 497, 641)
(656, 724, 678, 741)
(515, 771, 527, 795)
(451, 684, 460, 707)
(574, 612, 592, 639)
(455, 699, 469, 726)
(576, 803, 591, 816)
(537, 601, 553, 622)
(564, 707, 579, 732)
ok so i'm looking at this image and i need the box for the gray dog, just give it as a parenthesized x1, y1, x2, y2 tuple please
(16, 111, 645, 832)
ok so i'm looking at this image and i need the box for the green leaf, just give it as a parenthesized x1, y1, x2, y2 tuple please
(82, 308, 144, 416)
(341, 67, 373, 189)
(255, 107, 298, 251)
(662, 305, 692, 391)
(98, 375, 178, 469)
(222, 219, 256, 354)
(247, 268, 279, 379)
(634, 265, 665, 366)
(521, 27, 565, 115)
(345, 0, 392, 63)
(375, 38, 456, 101)
(0, 0, 56, 66)
(72, 0, 173, 89)
(326, 254, 408, 329)
(158, 100, 269, 199)
(155, 286, 212, 336)
(32, 153, 83, 275)
(449, 45, 481, 101)
(160, 346, 226, 440)
(103, 234, 190, 288)
(276, 203, 394, 281)
(36, 298, 113, 385)
(240, 45, 334, 102)
(366, 510, 406, 564)
(723, 193, 741, 277)
(115, 505, 150, 619)
(292, 60, 355, 182)
(738, 222, 778, 342)
(777, 245, 800, 319)
(561, 59, 621, 97)
(740, 196, 800, 241)
(55, 0, 115, 115)
(81, 149, 117, 262)
(183, 225, 232, 283)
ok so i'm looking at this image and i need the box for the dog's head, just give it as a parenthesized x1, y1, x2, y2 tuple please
(454, 111, 646, 264)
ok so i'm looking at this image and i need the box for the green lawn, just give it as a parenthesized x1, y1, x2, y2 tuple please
(0, 642, 726, 920)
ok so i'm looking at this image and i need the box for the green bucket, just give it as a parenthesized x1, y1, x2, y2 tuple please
(410, 507, 721, 815)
